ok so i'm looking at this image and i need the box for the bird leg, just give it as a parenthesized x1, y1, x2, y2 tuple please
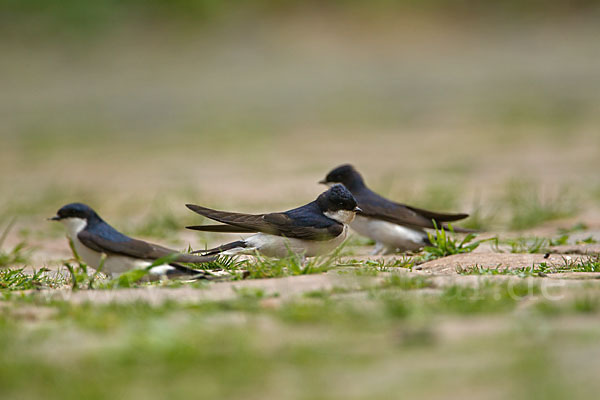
(371, 242, 386, 255)
(299, 253, 307, 267)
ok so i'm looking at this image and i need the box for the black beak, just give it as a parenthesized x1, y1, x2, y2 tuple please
(318, 179, 327, 185)
(354, 207, 363, 213)
(48, 216, 60, 221)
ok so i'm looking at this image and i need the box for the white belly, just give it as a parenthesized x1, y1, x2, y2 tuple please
(350, 215, 428, 251)
(233, 225, 348, 258)
(73, 238, 174, 277)
(61, 217, 176, 279)
(71, 236, 149, 275)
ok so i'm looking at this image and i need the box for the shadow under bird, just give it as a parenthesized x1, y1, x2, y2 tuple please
(320, 164, 472, 254)
(186, 184, 361, 258)
(50, 203, 216, 280)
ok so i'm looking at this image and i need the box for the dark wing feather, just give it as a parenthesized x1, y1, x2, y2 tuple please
(186, 204, 275, 233)
(186, 204, 343, 241)
(77, 231, 214, 263)
(166, 263, 215, 279)
(262, 212, 343, 240)
(356, 191, 468, 229)
(404, 205, 468, 222)
(186, 224, 257, 233)
(357, 202, 435, 228)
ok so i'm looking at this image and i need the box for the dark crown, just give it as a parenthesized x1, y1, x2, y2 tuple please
(317, 184, 358, 212)
(324, 164, 364, 189)
(55, 203, 100, 221)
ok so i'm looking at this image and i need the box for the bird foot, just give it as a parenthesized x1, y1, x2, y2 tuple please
(370, 243, 386, 255)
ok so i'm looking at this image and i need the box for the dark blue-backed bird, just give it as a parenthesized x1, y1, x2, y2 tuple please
(50, 203, 216, 280)
(320, 164, 472, 254)
(186, 184, 361, 258)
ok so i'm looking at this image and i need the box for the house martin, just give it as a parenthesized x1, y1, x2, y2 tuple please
(320, 164, 472, 254)
(186, 184, 361, 258)
(50, 203, 216, 280)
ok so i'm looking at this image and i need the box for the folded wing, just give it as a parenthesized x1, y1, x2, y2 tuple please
(186, 204, 343, 241)
(356, 192, 471, 231)
(77, 230, 215, 264)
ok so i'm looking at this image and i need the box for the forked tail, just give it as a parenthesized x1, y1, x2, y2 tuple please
(192, 240, 248, 256)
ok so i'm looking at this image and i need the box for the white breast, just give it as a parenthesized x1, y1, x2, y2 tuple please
(61, 217, 88, 238)
(323, 210, 356, 224)
(69, 234, 149, 275)
(233, 225, 348, 258)
(60, 217, 164, 277)
(350, 215, 428, 251)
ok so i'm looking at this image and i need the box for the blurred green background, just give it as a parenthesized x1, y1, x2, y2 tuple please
(2, 3, 600, 400)
(1, 0, 599, 225)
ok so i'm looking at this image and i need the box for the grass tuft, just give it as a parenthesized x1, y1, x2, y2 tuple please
(243, 244, 347, 279)
(500, 234, 569, 254)
(0, 220, 32, 268)
(458, 255, 600, 276)
(420, 223, 485, 261)
(457, 264, 550, 278)
(340, 256, 415, 274)
(0, 268, 64, 290)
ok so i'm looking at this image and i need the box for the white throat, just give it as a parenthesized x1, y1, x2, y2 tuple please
(324, 210, 356, 224)
(60, 217, 88, 239)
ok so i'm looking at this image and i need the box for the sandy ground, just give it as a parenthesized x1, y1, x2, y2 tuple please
(1, 18, 600, 400)
(12, 229, 599, 306)
(1, 16, 600, 307)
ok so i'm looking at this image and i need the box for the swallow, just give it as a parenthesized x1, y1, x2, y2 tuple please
(50, 203, 216, 280)
(186, 184, 360, 258)
(320, 164, 472, 254)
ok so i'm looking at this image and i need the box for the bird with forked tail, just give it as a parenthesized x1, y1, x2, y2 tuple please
(186, 184, 360, 258)
(50, 203, 216, 280)
(320, 164, 475, 254)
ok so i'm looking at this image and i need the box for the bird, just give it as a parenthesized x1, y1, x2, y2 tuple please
(186, 184, 361, 258)
(320, 164, 472, 254)
(50, 203, 216, 280)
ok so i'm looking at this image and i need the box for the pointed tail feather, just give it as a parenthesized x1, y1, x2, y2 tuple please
(186, 224, 256, 233)
(191, 240, 248, 256)
(147, 263, 215, 280)
(406, 205, 469, 223)
(173, 253, 217, 264)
